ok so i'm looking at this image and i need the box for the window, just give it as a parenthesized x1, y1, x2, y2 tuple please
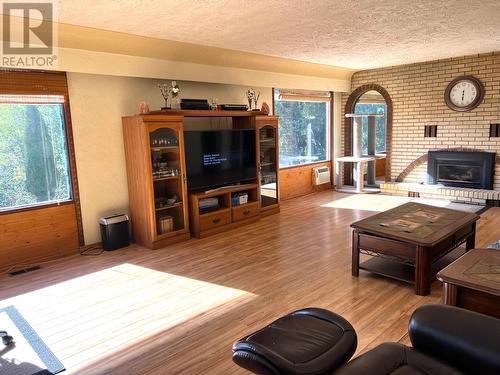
(0, 95, 72, 211)
(354, 91, 387, 154)
(274, 89, 331, 168)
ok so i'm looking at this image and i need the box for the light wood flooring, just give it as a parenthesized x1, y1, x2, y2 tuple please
(0, 191, 499, 375)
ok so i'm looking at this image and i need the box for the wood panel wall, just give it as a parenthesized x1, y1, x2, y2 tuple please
(376, 158, 386, 178)
(0, 204, 80, 272)
(279, 161, 333, 200)
(0, 70, 82, 272)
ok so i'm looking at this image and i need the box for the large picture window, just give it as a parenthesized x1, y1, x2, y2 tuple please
(0, 95, 72, 211)
(274, 89, 331, 168)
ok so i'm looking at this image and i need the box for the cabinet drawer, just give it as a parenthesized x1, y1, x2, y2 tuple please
(200, 210, 231, 231)
(358, 233, 415, 259)
(232, 202, 260, 222)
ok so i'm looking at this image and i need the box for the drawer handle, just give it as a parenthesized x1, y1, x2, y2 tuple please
(243, 210, 251, 215)
(212, 218, 221, 224)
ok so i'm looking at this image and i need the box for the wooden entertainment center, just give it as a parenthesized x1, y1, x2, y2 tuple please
(122, 110, 279, 249)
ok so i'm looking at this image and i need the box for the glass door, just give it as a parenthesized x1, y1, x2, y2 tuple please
(259, 125, 278, 207)
(149, 126, 186, 236)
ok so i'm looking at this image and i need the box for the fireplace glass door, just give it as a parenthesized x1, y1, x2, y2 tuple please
(437, 164, 482, 185)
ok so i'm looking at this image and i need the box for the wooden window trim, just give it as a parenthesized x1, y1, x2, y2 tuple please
(0, 69, 84, 246)
(0, 200, 74, 215)
(279, 160, 332, 171)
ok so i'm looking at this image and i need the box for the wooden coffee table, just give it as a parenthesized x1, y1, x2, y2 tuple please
(351, 202, 479, 296)
(437, 248, 500, 319)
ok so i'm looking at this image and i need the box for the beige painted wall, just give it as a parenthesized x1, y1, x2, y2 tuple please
(67, 72, 271, 244)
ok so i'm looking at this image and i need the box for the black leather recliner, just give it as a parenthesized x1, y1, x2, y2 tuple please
(233, 304, 500, 375)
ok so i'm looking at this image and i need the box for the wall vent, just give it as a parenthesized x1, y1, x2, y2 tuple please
(490, 123, 500, 138)
(9, 266, 40, 276)
(424, 125, 437, 138)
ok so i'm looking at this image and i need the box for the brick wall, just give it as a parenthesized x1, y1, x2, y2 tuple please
(341, 52, 500, 190)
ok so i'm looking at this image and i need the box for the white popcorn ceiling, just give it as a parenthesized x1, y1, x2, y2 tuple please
(57, 0, 500, 70)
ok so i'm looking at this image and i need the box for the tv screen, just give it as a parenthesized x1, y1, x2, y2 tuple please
(184, 129, 257, 191)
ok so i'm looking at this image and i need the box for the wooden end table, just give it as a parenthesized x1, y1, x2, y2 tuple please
(351, 202, 479, 296)
(437, 248, 500, 319)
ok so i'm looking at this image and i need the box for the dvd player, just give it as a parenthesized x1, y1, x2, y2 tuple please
(220, 104, 248, 111)
(180, 98, 210, 110)
(180, 103, 210, 110)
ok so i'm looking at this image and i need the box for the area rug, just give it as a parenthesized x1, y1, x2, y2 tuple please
(0, 306, 64, 375)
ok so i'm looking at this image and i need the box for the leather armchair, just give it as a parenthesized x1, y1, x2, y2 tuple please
(335, 304, 500, 375)
(233, 305, 500, 375)
(409, 304, 500, 374)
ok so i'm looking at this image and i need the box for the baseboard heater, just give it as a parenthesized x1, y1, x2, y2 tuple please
(313, 166, 331, 185)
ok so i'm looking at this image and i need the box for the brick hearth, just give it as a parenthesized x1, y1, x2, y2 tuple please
(381, 182, 500, 205)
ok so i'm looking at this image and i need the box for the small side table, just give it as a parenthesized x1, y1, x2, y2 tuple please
(437, 248, 500, 319)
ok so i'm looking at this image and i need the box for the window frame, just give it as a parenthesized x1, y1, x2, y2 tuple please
(273, 88, 333, 170)
(0, 70, 83, 245)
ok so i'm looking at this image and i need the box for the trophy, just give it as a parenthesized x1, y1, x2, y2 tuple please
(159, 83, 171, 109)
(246, 89, 261, 111)
(159, 81, 181, 110)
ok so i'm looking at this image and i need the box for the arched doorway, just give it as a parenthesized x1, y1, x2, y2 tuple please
(344, 84, 393, 184)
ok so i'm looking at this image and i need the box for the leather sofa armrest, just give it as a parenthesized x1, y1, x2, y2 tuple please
(409, 304, 500, 375)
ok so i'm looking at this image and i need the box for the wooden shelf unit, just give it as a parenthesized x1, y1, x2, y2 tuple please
(122, 110, 279, 247)
(122, 115, 190, 249)
(189, 184, 260, 238)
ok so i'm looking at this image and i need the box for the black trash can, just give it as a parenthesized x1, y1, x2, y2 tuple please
(99, 214, 130, 251)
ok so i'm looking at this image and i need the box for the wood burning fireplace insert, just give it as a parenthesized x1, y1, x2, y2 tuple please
(427, 151, 496, 190)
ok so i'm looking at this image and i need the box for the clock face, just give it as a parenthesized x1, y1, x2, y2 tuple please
(445, 76, 484, 111)
(449, 80, 478, 107)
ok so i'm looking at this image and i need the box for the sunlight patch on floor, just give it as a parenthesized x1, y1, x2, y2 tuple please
(320, 193, 478, 213)
(0, 263, 256, 372)
(321, 194, 412, 212)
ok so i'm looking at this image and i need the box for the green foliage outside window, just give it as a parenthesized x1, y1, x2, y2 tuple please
(354, 103, 387, 154)
(0, 102, 72, 211)
(275, 99, 329, 168)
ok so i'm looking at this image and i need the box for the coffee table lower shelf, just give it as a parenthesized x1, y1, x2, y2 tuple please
(359, 247, 466, 286)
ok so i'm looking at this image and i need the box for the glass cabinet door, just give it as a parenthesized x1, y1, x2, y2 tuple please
(149, 127, 186, 236)
(259, 125, 278, 207)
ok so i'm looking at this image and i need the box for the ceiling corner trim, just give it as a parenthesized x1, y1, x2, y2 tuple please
(0, 16, 352, 90)
(54, 48, 351, 92)
(56, 22, 354, 81)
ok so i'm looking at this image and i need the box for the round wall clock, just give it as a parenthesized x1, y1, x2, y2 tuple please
(444, 75, 485, 112)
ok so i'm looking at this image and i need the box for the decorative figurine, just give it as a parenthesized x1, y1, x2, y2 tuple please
(171, 81, 180, 109)
(139, 101, 150, 114)
(246, 88, 261, 111)
(210, 97, 218, 111)
(246, 89, 255, 111)
(261, 101, 270, 114)
(159, 81, 181, 110)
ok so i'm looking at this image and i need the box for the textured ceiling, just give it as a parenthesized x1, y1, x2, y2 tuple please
(57, 0, 500, 70)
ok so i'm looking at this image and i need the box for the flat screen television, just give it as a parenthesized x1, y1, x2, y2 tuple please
(184, 129, 257, 191)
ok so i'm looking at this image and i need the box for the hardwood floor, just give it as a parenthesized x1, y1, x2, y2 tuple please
(0, 191, 499, 375)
